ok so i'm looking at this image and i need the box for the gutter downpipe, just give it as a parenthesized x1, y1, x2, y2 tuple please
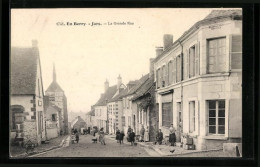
(178, 40, 184, 139)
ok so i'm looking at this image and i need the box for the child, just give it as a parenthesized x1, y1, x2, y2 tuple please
(92, 132, 97, 143)
(119, 130, 125, 144)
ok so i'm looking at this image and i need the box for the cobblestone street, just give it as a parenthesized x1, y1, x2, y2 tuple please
(33, 134, 159, 157)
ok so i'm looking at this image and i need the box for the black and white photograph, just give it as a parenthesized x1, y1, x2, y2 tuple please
(10, 8, 243, 158)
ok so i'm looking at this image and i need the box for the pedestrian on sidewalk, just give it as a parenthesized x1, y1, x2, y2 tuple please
(144, 126, 149, 142)
(116, 129, 120, 143)
(129, 129, 135, 146)
(155, 129, 163, 145)
(119, 130, 125, 144)
(140, 125, 145, 142)
(99, 128, 106, 145)
(169, 130, 176, 146)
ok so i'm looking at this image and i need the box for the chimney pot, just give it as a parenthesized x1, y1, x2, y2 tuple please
(155, 47, 163, 57)
(163, 34, 173, 50)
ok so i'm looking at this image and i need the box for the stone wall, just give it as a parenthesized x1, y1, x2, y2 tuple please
(23, 120, 38, 145)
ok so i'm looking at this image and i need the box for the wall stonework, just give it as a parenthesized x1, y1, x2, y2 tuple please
(23, 120, 38, 145)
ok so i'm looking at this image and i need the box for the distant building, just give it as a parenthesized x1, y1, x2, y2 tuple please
(44, 104, 62, 139)
(45, 64, 69, 135)
(71, 116, 86, 132)
(121, 75, 149, 135)
(10, 40, 46, 146)
(153, 10, 242, 150)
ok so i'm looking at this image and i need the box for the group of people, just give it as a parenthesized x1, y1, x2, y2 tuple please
(139, 125, 149, 142)
(92, 127, 106, 145)
(115, 129, 125, 144)
(155, 124, 176, 146)
(71, 128, 80, 143)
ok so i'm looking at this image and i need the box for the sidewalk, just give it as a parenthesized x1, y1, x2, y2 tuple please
(105, 134, 227, 157)
(10, 135, 69, 158)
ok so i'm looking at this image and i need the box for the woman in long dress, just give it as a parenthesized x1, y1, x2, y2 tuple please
(144, 126, 149, 142)
(99, 128, 106, 145)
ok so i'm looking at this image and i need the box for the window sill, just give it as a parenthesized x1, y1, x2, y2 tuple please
(203, 135, 228, 140)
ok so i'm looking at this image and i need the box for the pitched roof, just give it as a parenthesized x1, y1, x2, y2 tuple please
(71, 116, 86, 127)
(11, 47, 39, 95)
(108, 88, 126, 103)
(154, 9, 242, 62)
(132, 75, 155, 101)
(126, 74, 149, 96)
(46, 81, 64, 92)
(94, 85, 117, 106)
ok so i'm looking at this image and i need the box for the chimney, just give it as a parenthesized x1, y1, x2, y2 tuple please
(163, 34, 173, 50)
(117, 74, 122, 89)
(155, 47, 163, 57)
(149, 58, 155, 77)
(104, 79, 109, 92)
(32, 40, 38, 48)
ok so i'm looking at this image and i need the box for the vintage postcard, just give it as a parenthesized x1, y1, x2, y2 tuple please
(10, 8, 242, 158)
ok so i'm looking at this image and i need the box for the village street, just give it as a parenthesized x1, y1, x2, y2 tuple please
(32, 135, 160, 157)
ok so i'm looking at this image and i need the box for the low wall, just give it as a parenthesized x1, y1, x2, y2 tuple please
(23, 120, 38, 145)
(47, 128, 59, 140)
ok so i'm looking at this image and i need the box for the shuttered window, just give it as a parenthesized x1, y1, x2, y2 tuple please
(189, 46, 195, 77)
(189, 101, 195, 133)
(231, 35, 242, 69)
(162, 102, 173, 127)
(168, 61, 173, 84)
(195, 43, 200, 75)
(208, 37, 226, 73)
(184, 50, 189, 80)
(173, 59, 176, 83)
(176, 55, 182, 82)
(156, 69, 160, 88)
(162, 65, 165, 87)
(165, 63, 169, 86)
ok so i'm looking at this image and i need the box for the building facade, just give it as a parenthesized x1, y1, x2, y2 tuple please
(45, 64, 69, 135)
(10, 40, 46, 146)
(153, 10, 242, 150)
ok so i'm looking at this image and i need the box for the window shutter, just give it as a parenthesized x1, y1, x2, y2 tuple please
(230, 35, 242, 69)
(165, 64, 168, 86)
(186, 49, 189, 79)
(195, 43, 200, 75)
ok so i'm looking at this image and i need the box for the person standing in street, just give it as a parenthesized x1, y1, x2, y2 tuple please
(144, 126, 149, 142)
(127, 126, 131, 142)
(75, 130, 79, 143)
(129, 129, 135, 146)
(140, 125, 145, 142)
(119, 130, 125, 144)
(99, 128, 106, 145)
(116, 129, 120, 143)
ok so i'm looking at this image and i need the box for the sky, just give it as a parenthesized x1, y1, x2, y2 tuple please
(11, 8, 236, 113)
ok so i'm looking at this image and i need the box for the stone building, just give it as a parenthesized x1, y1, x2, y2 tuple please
(45, 64, 69, 135)
(153, 10, 242, 150)
(71, 116, 86, 133)
(93, 80, 117, 133)
(121, 75, 149, 135)
(107, 75, 126, 134)
(10, 40, 46, 146)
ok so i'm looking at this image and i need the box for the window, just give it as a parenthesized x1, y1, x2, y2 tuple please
(140, 110, 143, 124)
(162, 65, 165, 87)
(189, 101, 195, 133)
(156, 68, 161, 88)
(128, 116, 131, 126)
(208, 37, 226, 73)
(168, 61, 173, 84)
(176, 55, 182, 82)
(122, 116, 125, 127)
(189, 46, 195, 78)
(52, 114, 57, 121)
(162, 102, 173, 127)
(165, 64, 169, 86)
(173, 59, 176, 83)
(208, 100, 225, 135)
(231, 35, 242, 69)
